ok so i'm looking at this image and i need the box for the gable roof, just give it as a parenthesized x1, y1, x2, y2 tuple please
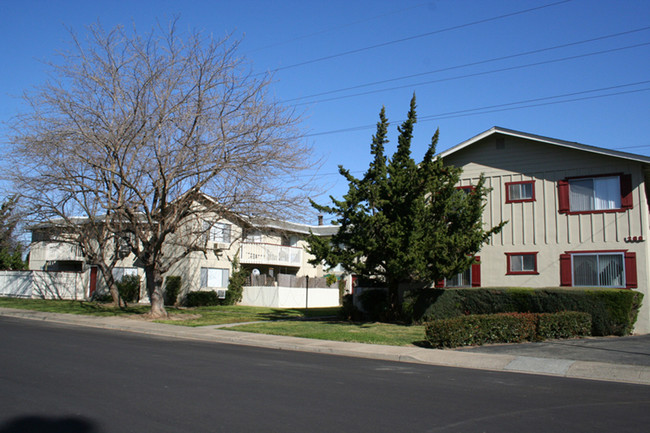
(438, 126, 650, 165)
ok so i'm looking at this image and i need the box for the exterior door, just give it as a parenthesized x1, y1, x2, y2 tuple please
(89, 266, 98, 298)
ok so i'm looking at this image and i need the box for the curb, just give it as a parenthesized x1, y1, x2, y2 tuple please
(2, 307, 649, 386)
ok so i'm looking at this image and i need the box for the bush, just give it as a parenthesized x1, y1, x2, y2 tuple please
(339, 294, 362, 321)
(92, 292, 114, 303)
(184, 290, 220, 307)
(358, 288, 389, 321)
(164, 276, 182, 306)
(536, 311, 592, 340)
(425, 311, 591, 348)
(225, 257, 246, 306)
(404, 288, 642, 336)
(117, 274, 140, 304)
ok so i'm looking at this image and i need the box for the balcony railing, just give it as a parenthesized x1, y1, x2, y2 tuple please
(239, 242, 302, 267)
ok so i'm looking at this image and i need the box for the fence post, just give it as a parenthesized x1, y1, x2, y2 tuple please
(305, 275, 309, 311)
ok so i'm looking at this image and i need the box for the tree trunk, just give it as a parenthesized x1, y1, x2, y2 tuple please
(145, 265, 167, 318)
(387, 280, 400, 321)
(97, 265, 122, 307)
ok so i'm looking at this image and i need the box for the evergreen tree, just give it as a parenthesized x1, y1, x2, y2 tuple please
(307, 96, 505, 313)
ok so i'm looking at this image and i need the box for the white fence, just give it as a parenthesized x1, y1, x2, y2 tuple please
(241, 286, 340, 308)
(0, 271, 87, 300)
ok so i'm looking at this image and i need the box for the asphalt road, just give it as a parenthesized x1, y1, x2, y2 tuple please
(1, 316, 649, 433)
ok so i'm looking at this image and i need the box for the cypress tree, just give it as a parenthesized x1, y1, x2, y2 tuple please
(308, 95, 504, 316)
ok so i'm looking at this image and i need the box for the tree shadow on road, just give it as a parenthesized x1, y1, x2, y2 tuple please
(0, 415, 101, 433)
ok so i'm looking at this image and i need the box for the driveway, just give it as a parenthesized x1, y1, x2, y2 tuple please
(456, 334, 650, 366)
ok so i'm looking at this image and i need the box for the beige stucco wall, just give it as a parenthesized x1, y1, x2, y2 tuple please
(445, 135, 650, 333)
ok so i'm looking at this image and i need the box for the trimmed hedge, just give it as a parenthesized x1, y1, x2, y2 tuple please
(425, 311, 591, 348)
(164, 276, 182, 306)
(403, 288, 642, 336)
(184, 290, 219, 307)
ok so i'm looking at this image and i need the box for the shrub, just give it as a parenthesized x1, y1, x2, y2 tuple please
(338, 278, 346, 305)
(425, 311, 592, 348)
(536, 311, 591, 340)
(225, 257, 246, 306)
(92, 292, 113, 303)
(117, 274, 140, 304)
(404, 288, 642, 336)
(184, 290, 220, 307)
(358, 288, 389, 321)
(339, 294, 362, 321)
(164, 276, 182, 306)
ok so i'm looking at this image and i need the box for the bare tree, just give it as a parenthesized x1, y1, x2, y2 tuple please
(8, 21, 316, 318)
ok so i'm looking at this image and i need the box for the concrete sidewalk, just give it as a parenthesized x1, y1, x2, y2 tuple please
(1, 307, 649, 386)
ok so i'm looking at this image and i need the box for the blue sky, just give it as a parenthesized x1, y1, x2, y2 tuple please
(1, 0, 649, 218)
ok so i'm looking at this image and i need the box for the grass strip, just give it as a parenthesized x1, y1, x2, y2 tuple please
(225, 321, 426, 347)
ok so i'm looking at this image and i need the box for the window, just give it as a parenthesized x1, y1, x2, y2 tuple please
(209, 223, 231, 244)
(558, 174, 632, 214)
(244, 231, 262, 243)
(200, 267, 230, 288)
(445, 268, 471, 287)
(441, 257, 481, 288)
(112, 267, 138, 281)
(506, 252, 538, 275)
(457, 185, 475, 194)
(560, 251, 637, 289)
(505, 181, 535, 203)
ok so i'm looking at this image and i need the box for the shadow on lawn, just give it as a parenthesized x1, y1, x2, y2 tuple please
(76, 301, 149, 316)
(256, 307, 340, 321)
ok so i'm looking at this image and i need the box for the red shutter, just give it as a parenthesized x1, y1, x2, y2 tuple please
(625, 252, 637, 289)
(620, 174, 633, 210)
(559, 253, 572, 286)
(558, 180, 570, 213)
(471, 256, 481, 287)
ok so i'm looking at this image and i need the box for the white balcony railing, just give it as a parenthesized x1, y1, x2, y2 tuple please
(239, 242, 302, 267)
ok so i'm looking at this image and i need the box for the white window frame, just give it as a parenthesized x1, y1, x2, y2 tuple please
(569, 176, 621, 212)
(571, 252, 625, 288)
(244, 231, 263, 243)
(209, 222, 231, 244)
(200, 267, 230, 288)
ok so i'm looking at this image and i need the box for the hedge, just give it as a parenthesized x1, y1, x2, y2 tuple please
(403, 287, 642, 336)
(184, 290, 220, 307)
(425, 311, 591, 348)
(164, 276, 182, 306)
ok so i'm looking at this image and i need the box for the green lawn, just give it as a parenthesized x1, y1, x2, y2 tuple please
(0, 297, 425, 346)
(0, 297, 151, 316)
(226, 321, 426, 346)
(0, 297, 338, 325)
(155, 305, 339, 326)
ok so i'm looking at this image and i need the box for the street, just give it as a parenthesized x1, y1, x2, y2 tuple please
(1, 316, 649, 433)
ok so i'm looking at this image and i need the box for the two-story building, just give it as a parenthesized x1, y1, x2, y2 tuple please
(28, 214, 340, 307)
(439, 127, 650, 334)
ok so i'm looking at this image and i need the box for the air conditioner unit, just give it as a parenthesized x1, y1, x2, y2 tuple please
(217, 289, 227, 299)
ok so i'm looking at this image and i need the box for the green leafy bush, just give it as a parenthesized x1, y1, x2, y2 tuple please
(184, 290, 219, 307)
(164, 276, 182, 306)
(536, 311, 592, 340)
(358, 288, 389, 321)
(117, 274, 140, 304)
(339, 294, 362, 321)
(425, 311, 591, 348)
(404, 288, 642, 336)
(225, 257, 246, 306)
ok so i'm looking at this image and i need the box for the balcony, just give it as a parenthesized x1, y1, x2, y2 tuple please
(239, 242, 302, 267)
